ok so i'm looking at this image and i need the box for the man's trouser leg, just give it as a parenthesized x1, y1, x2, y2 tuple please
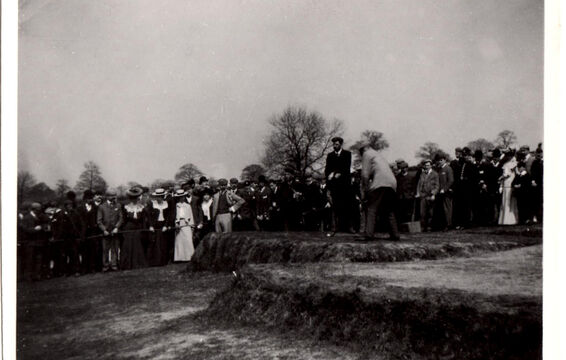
(442, 195, 453, 228)
(215, 213, 232, 233)
(110, 236, 119, 269)
(382, 189, 400, 238)
(102, 236, 117, 271)
(25, 244, 44, 280)
(420, 198, 429, 229)
(359, 204, 367, 234)
(83, 237, 97, 273)
(22, 244, 34, 281)
(421, 198, 434, 230)
(331, 188, 350, 232)
(365, 191, 379, 238)
(215, 216, 222, 233)
(366, 188, 399, 239)
(65, 238, 80, 275)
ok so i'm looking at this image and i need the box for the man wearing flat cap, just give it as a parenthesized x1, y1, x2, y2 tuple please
(453, 147, 477, 229)
(51, 200, 81, 276)
(324, 136, 354, 236)
(212, 178, 245, 233)
(395, 160, 417, 224)
(97, 188, 123, 271)
(20, 202, 50, 281)
(76, 190, 101, 273)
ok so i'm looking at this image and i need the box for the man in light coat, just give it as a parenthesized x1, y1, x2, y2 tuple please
(97, 189, 123, 271)
(212, 178, 246, 233)
(360, 143, 400, 241)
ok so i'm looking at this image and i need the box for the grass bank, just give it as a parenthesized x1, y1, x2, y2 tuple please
(207, 246, 542, 360)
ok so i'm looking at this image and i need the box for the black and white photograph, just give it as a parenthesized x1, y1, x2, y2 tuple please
(2, 0, 563, 359)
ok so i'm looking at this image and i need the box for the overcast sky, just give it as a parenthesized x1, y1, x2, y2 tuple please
(18, 0, 543, 188)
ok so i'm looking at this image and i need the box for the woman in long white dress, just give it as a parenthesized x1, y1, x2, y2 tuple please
(498, 150, 519, 225)
(173, 189, 195, 261)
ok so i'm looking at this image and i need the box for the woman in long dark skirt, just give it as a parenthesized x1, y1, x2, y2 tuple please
(146, 188, 173, 266)
(120, 187, 148, 270)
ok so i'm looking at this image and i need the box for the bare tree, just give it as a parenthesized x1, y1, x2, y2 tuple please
(350, 130, 389, 169)
(149, 179, 177, 190)
(75, 161, 108, 194)
(416, 142, 450, 162)
(495, 130, 517, 148)
(27, 182, 56, 204)
(18, 170, 37, 204)
(240, 164, 266, 182)
(174, 163, 204, 184)
(116, 185, 128, 199)
(55, 179, 71, 200)
(261, 106, 344, 179)
(467, 138, 495, 154)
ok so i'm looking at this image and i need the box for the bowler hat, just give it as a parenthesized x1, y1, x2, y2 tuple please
(218, 178, 228, 186)
(331, 136, 344, 144)
(83, 189, 94, 200)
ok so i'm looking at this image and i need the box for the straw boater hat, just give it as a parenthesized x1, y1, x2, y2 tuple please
(151, 188, 167, 197)
(173, 189, 188, 197)
(126, 187, 143, 198)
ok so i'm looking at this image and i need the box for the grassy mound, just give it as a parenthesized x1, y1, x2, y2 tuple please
(207, 246, 542, 360)
(190, 226, 541, 272)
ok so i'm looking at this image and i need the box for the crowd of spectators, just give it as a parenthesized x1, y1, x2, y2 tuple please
(17, 142, 543, 281)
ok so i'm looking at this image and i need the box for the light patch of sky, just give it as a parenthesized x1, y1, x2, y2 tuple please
(18, 0, 543, 188)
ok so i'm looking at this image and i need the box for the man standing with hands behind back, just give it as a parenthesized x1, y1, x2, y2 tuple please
(325, 136, 353, 236)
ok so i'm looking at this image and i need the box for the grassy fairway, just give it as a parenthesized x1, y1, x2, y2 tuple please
(17, 226, 542, 359)
(17, 264, 360, 360)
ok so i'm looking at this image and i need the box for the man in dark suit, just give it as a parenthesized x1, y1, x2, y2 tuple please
(453, 147, 477, 229)
(530, 148, 543, 223)
(434, 154, 454, 230)
(77, 190, 101, 273)
(512, 162, 533, 224)
(255, 175, 273, 230)
(324, 136, 353, 236)
(20, 202, 50, 281)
